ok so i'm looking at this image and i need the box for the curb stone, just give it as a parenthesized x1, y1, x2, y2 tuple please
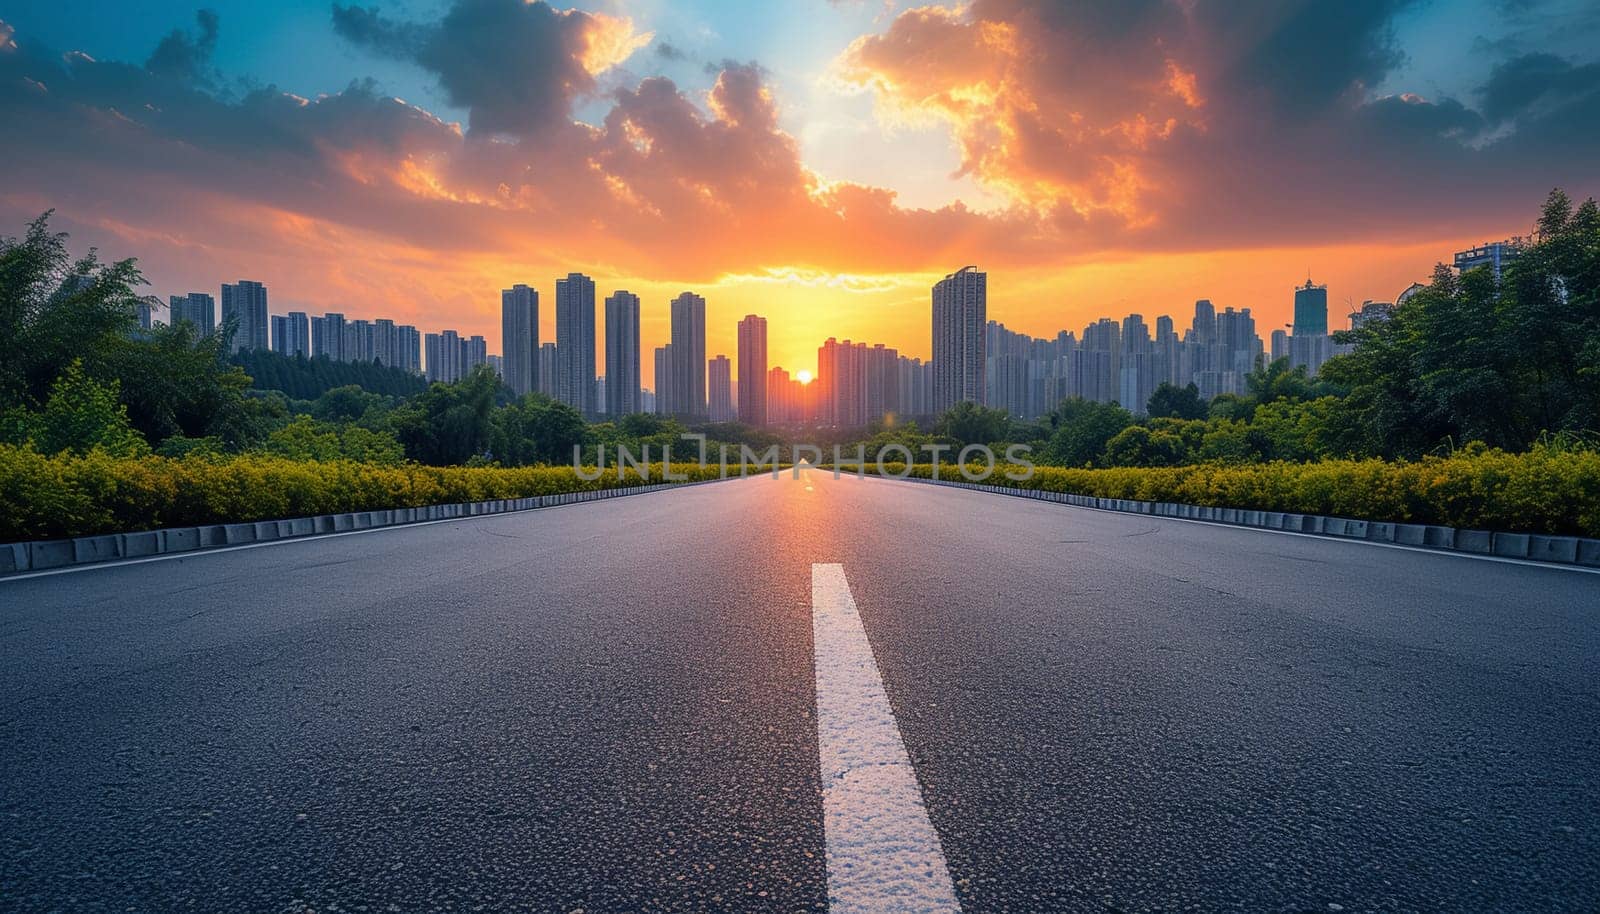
(1, 478, 723, 577)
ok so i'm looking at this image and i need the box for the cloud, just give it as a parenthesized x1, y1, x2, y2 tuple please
(1478, 51, 1600, 123)
(145, 9, 220, 86)
(1, 0, 1598, 338)
(332, 0, 652, 137)
(834, 0, 1600, 249)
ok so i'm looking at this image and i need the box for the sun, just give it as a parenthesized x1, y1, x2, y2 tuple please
(796, 369, 813, 384)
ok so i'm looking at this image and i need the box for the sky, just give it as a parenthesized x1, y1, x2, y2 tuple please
(2, 0, 1598, 379)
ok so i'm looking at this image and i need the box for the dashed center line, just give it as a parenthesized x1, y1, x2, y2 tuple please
(811, 562, 961, 913)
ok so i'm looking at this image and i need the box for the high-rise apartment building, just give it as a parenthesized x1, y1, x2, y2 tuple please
(168, 293, 215, 335)
(221, 280, 268, 352)
(501, 284, 538, 396)
(538, 342, 558, 395)
(604, 291, 641, 417)
(555, 273, 597, 413)
(653, 345, 672, 415)
(737, 314, 767, 425)
(932, 266, 986, 411)
(708, 355, 733, 422)
(670, 292, 707, 419)
(394, 325, 421, 374)
(270, 311, 309, 357)
(312, 312, 345, 360)
(462, 335, 488, 375)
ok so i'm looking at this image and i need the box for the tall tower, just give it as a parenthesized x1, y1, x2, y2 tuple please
(737, 314, 768, 425)
(670, 292, 707, 419)
(605, 290, 641, 416)
(556, 273, 597, 414)
(1293, 279, 1329, 336)
(221, 280, 268, 352)
(708, 355, 733, 422)
(932, 266, 986, 411)
(501, 284, 538, 396)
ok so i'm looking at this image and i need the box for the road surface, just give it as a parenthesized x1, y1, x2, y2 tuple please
(3, 469, 1598, 912)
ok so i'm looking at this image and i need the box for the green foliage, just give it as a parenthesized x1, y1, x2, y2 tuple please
(7, 361, 149, 457)
(389, 367, 500, 465)
(0, 213, 255, 451)
(1040, 398, 1135, 467)
(874, 443, 1600, 537)
(934, 401, 1011, 448)
(260, 415, 405, 465)
(0, 444, 727, 541)
(0, 211, 147, 408)
(859, 420, 935, 461)
(232, 349, 428, 400)
(1245, 358, 1337, 406)
(92, 320, 255, 446)
(1102, 425, 1187, 467)
(489, 393, 589, 466)
(1145, 382, 1208, 420)
(1325, 189, 1600, 457)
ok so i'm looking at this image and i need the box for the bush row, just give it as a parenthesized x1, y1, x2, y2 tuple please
(874, 446, 1600, 537)
(0, 444, 726, 541)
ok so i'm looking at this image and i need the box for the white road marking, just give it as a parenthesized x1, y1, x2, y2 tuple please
(811, 562, 961, 913)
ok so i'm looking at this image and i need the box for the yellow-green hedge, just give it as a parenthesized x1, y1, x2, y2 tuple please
(0, 444, 726, 541)
(874, 447, 1600, 537)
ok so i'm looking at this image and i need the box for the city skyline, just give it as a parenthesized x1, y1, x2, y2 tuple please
(146, 260, 1427, 388)
(3, 3, 1596, 381)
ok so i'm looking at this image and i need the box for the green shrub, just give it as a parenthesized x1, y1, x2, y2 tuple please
(871, 444, 1600, 537)
(0, 444, 727, 541)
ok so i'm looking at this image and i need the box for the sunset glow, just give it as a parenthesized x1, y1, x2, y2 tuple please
(1, 0, 1596, 382)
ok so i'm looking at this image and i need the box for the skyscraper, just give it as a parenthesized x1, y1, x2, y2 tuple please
(670, 292, 707, 419)
(396, 325, 422, 374)
(932, 266, 986, 411)
(270, 315, 288, 354)
(653, 345, 672, 415)
(708, 355, 733, 422)
(271, 311, 309, 357)
(220, 280, 268, 352)
(538, 342, 558, 395)
(311, 312, 344, 360)
(604, 290, 641, 416)
(1293, 279, 1329, 336)
(168, 293, 215, 335)
(501, 284, 538, 396)
(556, 273, 597, 414)
(737, 314, 768, 425)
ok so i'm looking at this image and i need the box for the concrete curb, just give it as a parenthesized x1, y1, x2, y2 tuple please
(884, 474, 1600, 570)
(1, 479, 725, 576)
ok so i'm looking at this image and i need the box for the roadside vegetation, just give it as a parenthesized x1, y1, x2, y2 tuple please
(1, 189, 1597, 541)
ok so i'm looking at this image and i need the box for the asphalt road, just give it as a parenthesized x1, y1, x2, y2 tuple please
(2, 469, 1597, 912)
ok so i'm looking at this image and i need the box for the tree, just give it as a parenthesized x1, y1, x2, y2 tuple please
(1040, 398, 1135, 467)
(489, 393, 589, 466)
(1245, 358, 1327, 406)
(1323, 189, 1600, 456)
(934, 401, 1010, 448)
(1146, 382, 1208, 420)
(91, 320, 254, 446)
(390, 367, 501, 465)
(1102, 425, 1188, 467)
(1, 212, 147, 409)
(14, 360, 148, 457)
